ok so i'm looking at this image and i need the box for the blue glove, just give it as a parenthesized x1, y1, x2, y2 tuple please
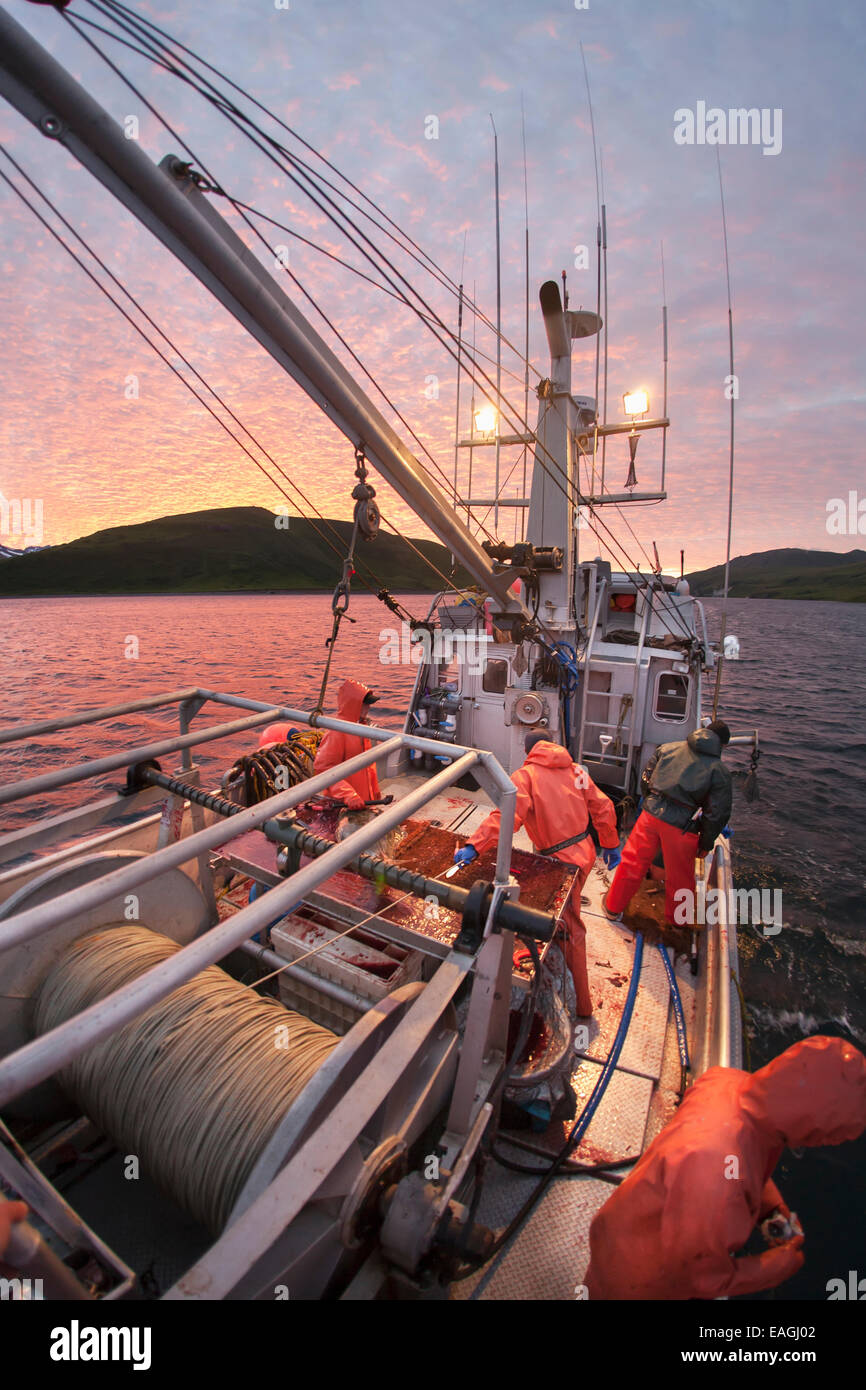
(602, 846, 622, 871)
(721, 824, 733, 839)
(453, 845, 478, 866)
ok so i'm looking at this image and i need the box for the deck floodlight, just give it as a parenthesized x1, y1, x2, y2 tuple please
(474, 404, 498, 435)
(623, 388, 649, 418)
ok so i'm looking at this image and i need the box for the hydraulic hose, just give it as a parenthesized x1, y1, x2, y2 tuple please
(455, 932, 646, 1287)
(656, 940, 691, 1098)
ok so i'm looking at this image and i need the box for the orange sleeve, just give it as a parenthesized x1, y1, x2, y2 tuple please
(313, 730, 358, 804)
(723, 1239, 805, 1297)
(469, 769, 532, 856)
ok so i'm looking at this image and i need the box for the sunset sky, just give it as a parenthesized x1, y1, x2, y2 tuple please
(1, 0, 864, 575)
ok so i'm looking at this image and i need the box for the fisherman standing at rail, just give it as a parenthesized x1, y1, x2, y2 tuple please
(452, 732, 621, 1017)
(313, 678, 383, 809)
(603, 720, 733, 927)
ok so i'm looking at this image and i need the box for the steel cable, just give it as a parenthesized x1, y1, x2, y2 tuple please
(34, 924, 339, 1233)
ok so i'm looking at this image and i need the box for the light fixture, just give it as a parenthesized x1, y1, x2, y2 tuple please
(473, 404, 498, 434)
(622, 390, 647, 489)
(623, 388, 649, 419)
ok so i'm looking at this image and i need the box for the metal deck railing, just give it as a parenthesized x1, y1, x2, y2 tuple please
(0, 687, 521, 1109)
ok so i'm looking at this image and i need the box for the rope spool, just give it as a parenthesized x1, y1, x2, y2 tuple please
(33, 924, 339, 1232)
(222, 730, 323, 807)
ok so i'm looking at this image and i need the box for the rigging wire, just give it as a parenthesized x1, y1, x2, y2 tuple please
(85, 0, 529, 395)
(70, 8, 542, 488)
(62, 8, 500, 553)
(53, 2, 691, 633)
(0, 147, 414, 611)
(581, 41, 603, 497)
(72, 5, 550, 510)
(67, 2, 501, 548)
(93, 0, 542, 380)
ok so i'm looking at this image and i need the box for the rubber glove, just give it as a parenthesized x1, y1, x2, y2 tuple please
(721, 824, 733, 839)
(453, 845, 478, 866)
(602, 846, 622, 871)
(344, 793, 365, 811)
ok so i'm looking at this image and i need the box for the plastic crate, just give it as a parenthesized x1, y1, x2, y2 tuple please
(271, 906, 423, 1035)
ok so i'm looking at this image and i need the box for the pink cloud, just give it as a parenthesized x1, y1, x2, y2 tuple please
(324, 73, 360, 92)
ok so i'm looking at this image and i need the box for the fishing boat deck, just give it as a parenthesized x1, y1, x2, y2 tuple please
(375, 773, 698, 1300)
(215, 767, 699, 1298)
(451, 876, 697, 1299)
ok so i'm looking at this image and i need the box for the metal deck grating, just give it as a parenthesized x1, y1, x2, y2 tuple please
(521, 1056, 654, 1165)
(451, 1168, 612, 1301)
(578, 877, 672, 1081)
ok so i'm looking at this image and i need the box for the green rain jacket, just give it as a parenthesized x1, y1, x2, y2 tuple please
(641, 728, 733, 853)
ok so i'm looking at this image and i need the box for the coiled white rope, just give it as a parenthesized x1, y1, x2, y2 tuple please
(34, 924, 339, 1232)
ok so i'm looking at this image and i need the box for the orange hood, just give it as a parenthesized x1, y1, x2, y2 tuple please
(524, 740, 573, 771)
(743, 1035, 866, 1148)
(335, 678, 374, 724)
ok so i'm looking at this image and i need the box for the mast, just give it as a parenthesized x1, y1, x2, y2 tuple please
(521, 95, 529, 542)
(490, 114, 502, 534)
(0, 6, 528, 618)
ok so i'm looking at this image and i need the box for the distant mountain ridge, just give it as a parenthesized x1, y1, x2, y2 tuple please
(0, 507, 465, 597)
(686, 547, 866, 602)
(0, 512, 862, 601)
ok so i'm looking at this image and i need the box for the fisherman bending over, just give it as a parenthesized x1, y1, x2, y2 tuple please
(452, 732, 620, 1017)
(586, 1035, 866, 1299)
(603, 720, 733, 928)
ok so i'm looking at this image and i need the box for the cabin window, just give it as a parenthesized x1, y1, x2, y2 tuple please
(482, 659, 509, 694)
(610, 592, 637, 613)
(654, 671, 690, 722)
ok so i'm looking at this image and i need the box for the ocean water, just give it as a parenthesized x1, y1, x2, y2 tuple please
(1, 591, 863, 1299)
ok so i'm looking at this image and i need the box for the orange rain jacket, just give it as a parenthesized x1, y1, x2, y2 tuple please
(312, 679, 381, 809)
(468, 740, 619, 877)
(586, 1035, 866, 1300)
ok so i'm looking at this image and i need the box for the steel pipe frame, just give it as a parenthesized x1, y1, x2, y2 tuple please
(0, 684, 518, 933)
(0, 708, 279, 807)
(0, 737, 402, 961)
(1, 684, 517, 884)
(0, 746, 479, 1109)
(190, 689, 518, 888)
(0, 688, 200, 747)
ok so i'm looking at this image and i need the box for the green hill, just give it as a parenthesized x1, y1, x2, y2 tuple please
(686, 548, 866, 602)
(0, 507, 465, 597)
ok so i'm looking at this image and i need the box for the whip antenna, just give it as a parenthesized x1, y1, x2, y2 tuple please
(490, 112, 502, 532)
(452, 229, 467, 517)
(581, 42, 604, 500)
(661, 240, 669, 491)
(712, 147, 736, 720)
(521, 92, 530, 538)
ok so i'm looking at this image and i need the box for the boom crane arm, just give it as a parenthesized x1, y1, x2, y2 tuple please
(0, 6, 528, 618)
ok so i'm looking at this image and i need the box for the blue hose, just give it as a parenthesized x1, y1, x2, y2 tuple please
(656, 940, 691, 1082)
(563, 931, 645, 1154)
(545, 640, 579, 747)
(466, 930, 646, 1296)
